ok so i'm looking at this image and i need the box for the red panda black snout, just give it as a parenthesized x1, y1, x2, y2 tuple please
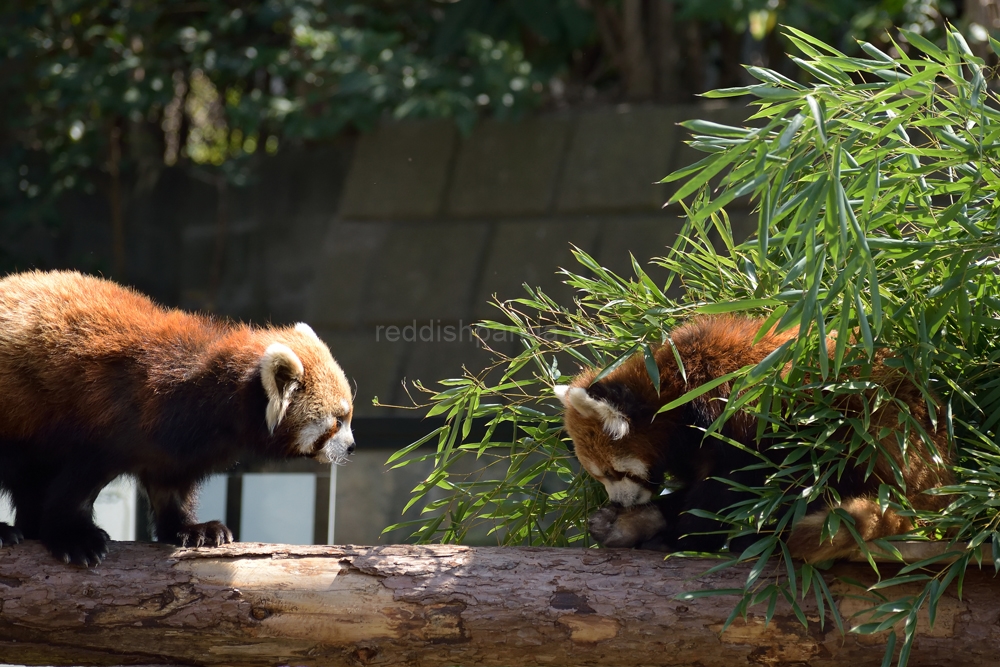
(556, 315, 953, 561)
(0, 270, 356, 566)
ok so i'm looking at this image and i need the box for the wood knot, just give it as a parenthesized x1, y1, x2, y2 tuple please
(251, 607, 271, 620)
(352, 646, 380, 665)
(550, 590, 595, 614)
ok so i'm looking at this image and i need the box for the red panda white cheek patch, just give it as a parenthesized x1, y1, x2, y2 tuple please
(604, 478, 653, 507)
(295, 416, 335, 455)
(297, 417, 355, 465)
(612, 456, 650, 480)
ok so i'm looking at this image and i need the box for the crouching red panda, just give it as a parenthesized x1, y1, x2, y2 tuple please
(554, 315, 952, 562)
(0, 270, 355, 566)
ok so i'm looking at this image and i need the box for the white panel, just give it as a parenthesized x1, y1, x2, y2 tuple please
(93, 476, 137, 541)
(196, 475, 228, 523)
(240, 473, 315, 545)
(327, 466, 337, 544)
(0, 495, 13, 526)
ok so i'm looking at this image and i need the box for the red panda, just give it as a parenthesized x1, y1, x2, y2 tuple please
(0, 270, 355, 566)
(554, 315, 952, 562)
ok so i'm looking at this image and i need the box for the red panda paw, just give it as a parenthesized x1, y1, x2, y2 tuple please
(0, 522, 23, 548)
(588, 504, 669, 549)
(43, 522, 110, 567)
(177, 520, 234, 548)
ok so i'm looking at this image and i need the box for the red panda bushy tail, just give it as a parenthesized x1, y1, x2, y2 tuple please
(785, 498, 913, 563)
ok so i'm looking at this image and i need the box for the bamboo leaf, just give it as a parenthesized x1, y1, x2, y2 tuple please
(658, 367, 751, 413)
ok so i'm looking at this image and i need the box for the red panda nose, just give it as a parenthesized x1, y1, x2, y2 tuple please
(346, 440, 356, 455)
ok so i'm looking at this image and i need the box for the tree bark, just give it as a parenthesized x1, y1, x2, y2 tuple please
(964, 0, 1000, 59)
(108, 120, 125, 279)
(650, 0, 682, 104)
(0, 541, 995, 667)
(620, 0, 654, 100)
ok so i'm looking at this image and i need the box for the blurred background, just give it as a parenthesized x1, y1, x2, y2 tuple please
(0, 0, 990, 546)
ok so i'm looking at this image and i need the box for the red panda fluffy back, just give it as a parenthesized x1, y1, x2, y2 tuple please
(555, 315, 952, 562)
(0, 270, 355, 566)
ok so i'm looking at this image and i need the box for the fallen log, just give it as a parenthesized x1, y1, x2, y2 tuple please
(0, 541, 994, 667)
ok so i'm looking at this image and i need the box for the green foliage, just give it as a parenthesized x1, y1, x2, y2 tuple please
(676, 0, 953, 44)
(1, 0, 963, 272)
(0, 0, 562, 239)
(389, 25, 1000, 666)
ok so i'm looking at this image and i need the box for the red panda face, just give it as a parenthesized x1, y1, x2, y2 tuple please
(555, 383, 664, 507)
(260, 323, 355, 464)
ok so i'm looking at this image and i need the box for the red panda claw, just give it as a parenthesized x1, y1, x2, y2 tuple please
(0, 523, 22, 548)
(177, 521, 233, 549)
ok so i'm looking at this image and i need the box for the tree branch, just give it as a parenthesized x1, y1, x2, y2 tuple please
(0, 541, 992, 666)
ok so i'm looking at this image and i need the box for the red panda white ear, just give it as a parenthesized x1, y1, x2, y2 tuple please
(294, 322, 320, 341)
(555, 385, 630, 440)
(261, 343, 304, 433)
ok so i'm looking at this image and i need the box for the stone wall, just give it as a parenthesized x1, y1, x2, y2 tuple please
(9, 102, 757, 545)
(312, 102, 757, 544)
(305, 103, 755, 422)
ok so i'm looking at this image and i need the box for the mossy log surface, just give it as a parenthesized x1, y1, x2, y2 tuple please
(0, 541, 994, 666)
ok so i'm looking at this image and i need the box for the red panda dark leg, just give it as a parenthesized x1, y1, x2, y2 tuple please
(672, 466, 767, 553)
(38, 465, 114, 566)
(0, 471, 45, 544)
(144, 479, 233, 547)
(0, 522, 22, 548)
(671, 478, 739, 552)
(8, 480, 46, 540)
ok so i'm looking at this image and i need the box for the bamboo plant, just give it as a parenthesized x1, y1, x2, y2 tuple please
(385, 25, 1000, 666)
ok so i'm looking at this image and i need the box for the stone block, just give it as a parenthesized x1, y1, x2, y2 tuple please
(334, 440, 528, 544)
(447, 117, 572, 217)
(472, 219, 601, 320)
(261, 254, 315, 326)
(557, 106, 677, 213)
(595, 214, 688, 277)
(121, 172, 185, 304)
(307, 221, 391, 329)
(177, 248, 214, 311)
(334, 448, 425, 544)
(339, 120, 457, 220)
(177, 215, 260, 310)
(312, 330, 406, 419)
(267, 142, 353, 224)
(395, 333, 511, 404)
(364, 222, 490, 323)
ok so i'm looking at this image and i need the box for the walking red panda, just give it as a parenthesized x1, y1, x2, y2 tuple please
(554, 315, 952, 562)
(0, 270, 355, 566)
